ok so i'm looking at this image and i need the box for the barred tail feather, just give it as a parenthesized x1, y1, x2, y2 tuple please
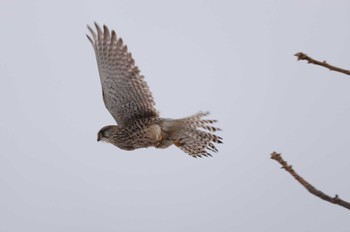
(163, 112, 223, 158)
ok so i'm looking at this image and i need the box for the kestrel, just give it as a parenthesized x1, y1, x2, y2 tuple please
(87, 23, 222, 158)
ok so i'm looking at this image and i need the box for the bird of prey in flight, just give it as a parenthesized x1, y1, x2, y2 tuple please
(87, 23, 222, 158)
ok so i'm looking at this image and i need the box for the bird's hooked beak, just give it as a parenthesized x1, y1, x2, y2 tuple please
(97, 132, 101, 142)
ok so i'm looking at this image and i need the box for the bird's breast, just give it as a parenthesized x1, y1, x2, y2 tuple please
(145, 124, 162, 143)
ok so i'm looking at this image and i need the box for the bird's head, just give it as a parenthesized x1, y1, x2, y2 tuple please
(97, 125, 135, 151)
(97, 125, 119, 143)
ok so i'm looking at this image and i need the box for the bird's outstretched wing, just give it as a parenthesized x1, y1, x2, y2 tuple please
(87, 23, 159, 126)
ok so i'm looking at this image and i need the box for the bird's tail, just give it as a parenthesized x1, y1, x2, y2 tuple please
(161, 112, 223, 158)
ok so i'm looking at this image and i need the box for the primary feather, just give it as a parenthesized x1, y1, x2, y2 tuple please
(87, 23, 158, 126)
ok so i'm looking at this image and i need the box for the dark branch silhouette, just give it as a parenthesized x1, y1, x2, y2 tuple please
(271, 152, 350, 211)
(295, 52, 350, 76)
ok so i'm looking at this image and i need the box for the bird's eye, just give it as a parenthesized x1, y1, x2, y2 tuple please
(102, 130, 111, 138)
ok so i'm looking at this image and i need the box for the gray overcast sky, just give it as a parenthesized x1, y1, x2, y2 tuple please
(1, 0, 349, 231)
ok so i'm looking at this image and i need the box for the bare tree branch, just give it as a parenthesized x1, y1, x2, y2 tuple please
(271, 151, 350, 211)
(295, 52, 350, 76)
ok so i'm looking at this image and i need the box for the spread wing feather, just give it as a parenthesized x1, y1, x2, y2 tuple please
(87, 23, 159, 125)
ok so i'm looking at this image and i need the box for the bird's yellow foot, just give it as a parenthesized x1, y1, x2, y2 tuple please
(173, 140, 184, 147)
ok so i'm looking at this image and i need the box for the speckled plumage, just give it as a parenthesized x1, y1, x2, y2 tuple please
(87, 23, 222, 158)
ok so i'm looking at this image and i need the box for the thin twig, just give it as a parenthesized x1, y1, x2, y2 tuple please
(271, 151, 350, 211)
(295, 52, 350, 76)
